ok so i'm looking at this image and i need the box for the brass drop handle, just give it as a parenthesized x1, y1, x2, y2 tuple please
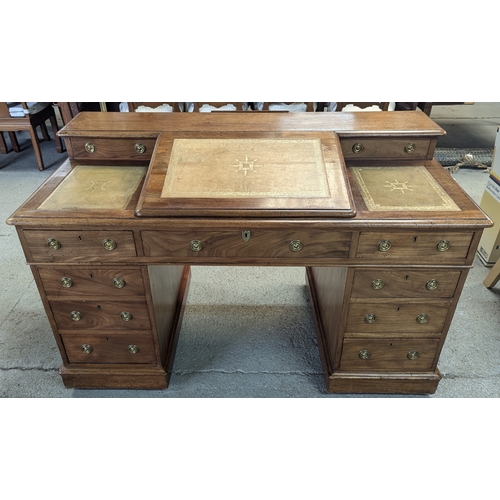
(134, 143, 146, 154)
(120, 311, 133, 322)
(112, 277, 126, 288)
(60, 277, 74, 288)
(365, 313, 377, 324)
(404, 142, 416, 153)
(128, 345, 139, 354)
(377, 240, 392, 252)
(359, 350, 371, 359)
(190, 240, 203, 252)
(426, 279, 439, 291)
(289, 240, 303, 252)
(85, 142, 96, 153)
(371, 279, 385, 290)
(436, 240, 450, 252)
(70, 311, 82, 321)
(102, 238, 117, 251)
(352, 142, 364, 154)
(47, 238, 61, 250)
(81, 344, 93, 354)
(416, 313, 429, 324)
(407, 350, 420, 360)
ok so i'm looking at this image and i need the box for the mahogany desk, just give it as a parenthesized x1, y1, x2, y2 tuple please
(7, 111, 492, 394)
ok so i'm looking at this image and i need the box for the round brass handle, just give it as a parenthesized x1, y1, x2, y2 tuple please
(128, 344, 139, 354)
(47, 238, 61, 250)
(436, 240, 450, 252)
(377, 240, 392, 252)
(60, 277, 74, 288)
(190, 240, 203, 252)
(371, 279, 385, 290)
(404, 142, 416, 153)
(352, 142, 364, 154)
(84, 142, 96, 153)
(365, 313, 377, 324)
(134, 143, 146, 154)
(102, 238, 117, 251)
(407, 350, 420, 360)
(426, 279, 439, 291)
(70, 311, 82, 321)
(81, 344, 93, 354)
(416, 313, 429, 324)
(112, 277, 126, 289)
(289, 240, 303, 252)
(359, 350, 371, 359)
(120, 311, 133, 322)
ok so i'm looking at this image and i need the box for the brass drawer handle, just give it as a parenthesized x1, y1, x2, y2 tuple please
(60, 277, 74, 288)
(352, 142, 364, 154)
(436, 240, 450, 252)
(404, 142, 416, 153)
(365, 313, 377, 324)
(426, 279, 439, 291)
(371, 279, 385, 290)
(84, 142, 96, 153)
(407, 350, 420, 360)
(289, 240, 303, 252)
(102, 238, 117, 251)
(416, 313, 429, 324)
(134, 143, 146, 154)
(47, 238, 61, 250)
(190, 240, 203, 252)
(128, 344, 139, 354)
(81, 344, 93, 354)
(359, 349, 371, 359)
(70, 311, 82, 321)
(377, 240, 392, 252)
(112, 277, 126, 288)
(120, 311, 133, 322)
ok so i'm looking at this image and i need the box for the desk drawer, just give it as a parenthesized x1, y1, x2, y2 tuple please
(142, 229, 351, 260)
(340, 338, 440, 372)
(69, 137, 156, 161)
(341, 137, 431, 160)
(62, 333, 156, 364)
(24, 230, 137, 262)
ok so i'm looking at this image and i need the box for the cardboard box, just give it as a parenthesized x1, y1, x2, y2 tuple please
(477, 126, 500, 266)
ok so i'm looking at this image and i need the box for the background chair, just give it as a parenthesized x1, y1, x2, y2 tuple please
(334, 102, 392, 111)
(256, 102, 316, 111)
(189, 102, 248, 112)
(126, 102, 183, 112)
(0, 102, 64, 171)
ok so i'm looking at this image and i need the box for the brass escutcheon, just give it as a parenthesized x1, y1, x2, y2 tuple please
(70, 311, 82, 321)
(47, 238, 61, 250)
(242, 230, 251, 242)
(81, 344, 93, 354)
(352, 142, 364, 154)
(84, 142, 96, 153)
(120, 311, 133, 322)
(377, 240, 392, 252)
(128, 344, 139, 354)
(416, 313, 429, 324)
(289, 240, 303, 252)
(102, 238, 117, 251)
(359, 350, 371, 359)
(134, 143, 146, 154)
(60, 277, 74, 288)
(112, 277, 126, 289)
(371, 279, 385, 290)
(190, 240, 203, 252)
(407, 350, 420, 360)
(404, 142, 416, 153)
(426, 279, 439, 291)
(436, 240, 450, 252)
(365, 313, 377, 324)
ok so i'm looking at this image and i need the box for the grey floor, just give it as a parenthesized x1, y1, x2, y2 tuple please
(1, 103, 500, 398)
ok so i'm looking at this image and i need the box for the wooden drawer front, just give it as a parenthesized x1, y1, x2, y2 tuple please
(345, 301, 450, 334)
(69, 138, 156, 160)
(51, 300, 151, 330)
(39, 268, 145, 297)
(24, 230, 137, 262)
(351, 269, 462, 299)
(355, 231, 473, 262)
(62, 333, 156, 364)
(340, 338, 440, 372)
(142, 230, 352, 260)
(341, 137, 431, 160)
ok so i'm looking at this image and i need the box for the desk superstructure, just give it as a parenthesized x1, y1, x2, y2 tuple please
(7, 112, 492, 394)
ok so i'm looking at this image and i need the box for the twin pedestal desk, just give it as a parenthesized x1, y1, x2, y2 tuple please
(7, 111, 492, 394)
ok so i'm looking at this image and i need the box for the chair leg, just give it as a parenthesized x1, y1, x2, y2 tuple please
(28, 128, 45, 171)
(9, 132, 20, 152)
(48, 114, 64, 153)
(0, 132, 7, 154)
(40, 122, 50, 141)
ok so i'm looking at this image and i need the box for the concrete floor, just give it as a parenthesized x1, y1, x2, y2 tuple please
(1, 103, 500, 398)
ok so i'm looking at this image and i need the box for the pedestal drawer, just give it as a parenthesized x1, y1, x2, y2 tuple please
(340, 338, 440, 372)
(341, 137, 432, 160)
(62, 333, 156, 364)
(69, 137, 156, 161)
